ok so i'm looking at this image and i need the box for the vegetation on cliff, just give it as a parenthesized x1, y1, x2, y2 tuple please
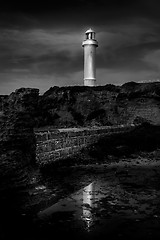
(34, 82, 160, 128)
(1, 82, 160, 129)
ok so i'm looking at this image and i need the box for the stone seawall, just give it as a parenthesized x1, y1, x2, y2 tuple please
(35, 125, 137, 166)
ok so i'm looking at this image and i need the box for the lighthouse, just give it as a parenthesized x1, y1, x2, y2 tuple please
(82, 28, 98, 86)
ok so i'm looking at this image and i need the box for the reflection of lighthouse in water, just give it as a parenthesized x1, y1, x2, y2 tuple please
(82, 182, 96, 230)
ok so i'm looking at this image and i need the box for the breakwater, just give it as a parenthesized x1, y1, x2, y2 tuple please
(35, 124, 137, 166)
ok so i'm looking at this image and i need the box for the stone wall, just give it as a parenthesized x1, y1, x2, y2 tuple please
(35, 124, 136, 166)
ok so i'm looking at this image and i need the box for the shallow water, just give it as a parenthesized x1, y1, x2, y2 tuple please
(1, 164, 160, 240)
(34, 166, 160, 240)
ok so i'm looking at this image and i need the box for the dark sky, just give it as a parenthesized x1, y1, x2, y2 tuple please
(1, 0, 160, 94)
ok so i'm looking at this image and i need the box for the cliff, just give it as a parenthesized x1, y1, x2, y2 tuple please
(0, 82, 160, 217)
(1, 81, 160, 186)
(0, 88, 39, 210)
(36, 82, 160, 128)
(2, 82, 160, 131)
(0, 95, 8, 121)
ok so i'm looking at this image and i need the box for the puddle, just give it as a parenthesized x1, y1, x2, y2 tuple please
(2, 165, 160, 240)
(38, 181, 108, 231)
(37, 173, 160, 237)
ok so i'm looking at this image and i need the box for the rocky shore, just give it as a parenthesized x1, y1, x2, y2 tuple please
(0, 88, 39, 212)
(1, 150, 160, 240)
(0, 83, 160, 239)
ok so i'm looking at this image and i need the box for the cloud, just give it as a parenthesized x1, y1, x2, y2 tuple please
(0, 70, 84, 95)
(97, 68, 159, 85)
(96, 18, 160, 73)
(1, 2, 160, 94)
(0, 28, 83, 75)
(143, 49, 160, 71)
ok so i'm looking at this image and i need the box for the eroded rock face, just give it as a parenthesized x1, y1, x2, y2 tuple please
(36, 85, 120, 127)
(116, 82, 160, 125)
(0, 95, 8, 112)
(0, 88, 39, 208)
(0, 82, 160, 214)
(36, 82, 160, 128)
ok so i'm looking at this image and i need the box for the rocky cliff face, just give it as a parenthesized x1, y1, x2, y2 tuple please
(36, 82, 160, 128)
(1, 82, 160, 180)
(0, 82, 160, 215)
(0, 88, 39, 209)
(36, 85, 119, 127)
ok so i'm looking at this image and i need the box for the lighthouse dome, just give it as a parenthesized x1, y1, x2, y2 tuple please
(85, 28, 95, 34)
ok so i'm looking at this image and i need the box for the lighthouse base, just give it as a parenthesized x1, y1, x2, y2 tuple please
(84, 78, 96, 87)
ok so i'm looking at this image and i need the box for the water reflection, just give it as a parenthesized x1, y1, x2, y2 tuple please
(38, 180, 109, 233)
(81, 181, 112, 230)
(81, 183, 95, 230)
(38, 176, 158, 235)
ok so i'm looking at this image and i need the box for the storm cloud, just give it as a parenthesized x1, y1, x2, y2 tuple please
(1, 0, 160, 94)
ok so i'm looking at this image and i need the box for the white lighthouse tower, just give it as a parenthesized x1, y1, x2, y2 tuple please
(82, 28, 98, 86)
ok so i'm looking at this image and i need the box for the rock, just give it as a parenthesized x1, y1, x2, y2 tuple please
(35, 82, 160, 128)
(0, 88, 39, 210)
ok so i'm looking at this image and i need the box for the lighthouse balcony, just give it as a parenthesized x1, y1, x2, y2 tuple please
(82, 39, 98, 47)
